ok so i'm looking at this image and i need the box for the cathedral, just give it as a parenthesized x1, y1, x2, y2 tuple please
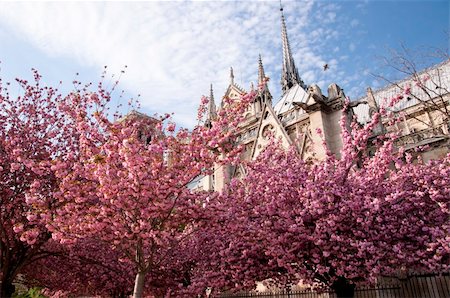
(197, 6, 450, 192)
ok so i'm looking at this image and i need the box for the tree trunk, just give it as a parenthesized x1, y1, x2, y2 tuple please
(0, 277, 16, 298)
(332, 277, 355, 298)
(133, 270, 146, 298)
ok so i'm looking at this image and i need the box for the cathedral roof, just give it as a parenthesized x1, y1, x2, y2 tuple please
(353, 58, 450, 124)
(273, 82, 309, 114)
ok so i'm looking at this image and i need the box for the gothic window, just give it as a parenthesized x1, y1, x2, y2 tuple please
(262, 124, 275, 139)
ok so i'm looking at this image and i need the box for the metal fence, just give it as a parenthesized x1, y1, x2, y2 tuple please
(220, 274, 450, 298)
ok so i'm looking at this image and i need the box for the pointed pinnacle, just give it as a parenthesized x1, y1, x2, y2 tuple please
(210, 83, 214, 102)
(258, 54, 266, 85)
(230, 67, 234, 85)
(208, 83, 217, 121)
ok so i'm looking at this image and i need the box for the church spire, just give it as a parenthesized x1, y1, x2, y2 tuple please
(258, 54, 266, 85)
(208, 84, 217, 120)
(280, 3, 306, 93)
(210, 83, 215, 102)
(205, 84, 217, 127)
(230, 67, 235, 85)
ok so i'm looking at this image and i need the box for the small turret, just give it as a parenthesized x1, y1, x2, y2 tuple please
(366, 87, 379, 115)
(327, 83, 343, 100)
(308, 84, 323, 98)
(256, 55, 272, 110)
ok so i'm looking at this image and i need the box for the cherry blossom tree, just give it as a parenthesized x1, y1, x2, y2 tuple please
(191, 107, 449, 297)
(0, 66, 158, 296)
(1, 61, 254, 296)
(3, 64, 447, 298)
(29, 84, 254, 297)
(0, 69, 89, 297)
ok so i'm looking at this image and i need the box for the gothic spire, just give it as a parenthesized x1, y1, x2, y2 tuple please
(208, 83, 217, 120)
(257, 55, 272, 107)
(230, 67, 235, 85)
(210, 83, 215, 102)
(258, 54, 266, 85)
(280, 3, 306, 93)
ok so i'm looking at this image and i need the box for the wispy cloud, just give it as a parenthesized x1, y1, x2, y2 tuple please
(0, 1, 359, 127)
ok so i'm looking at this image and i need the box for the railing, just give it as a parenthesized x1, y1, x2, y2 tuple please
(237, 128, 258, 143)
(396, 126, 448, 147)
(279, 109, 307, 126)
(220, 273, 450, 298)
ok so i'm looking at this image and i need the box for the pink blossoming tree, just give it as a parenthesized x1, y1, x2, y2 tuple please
(29, 82, 254, 297)
(2, 65, 448, 298)
(0, 70, 88, 297)
(190, 107, 449, 297)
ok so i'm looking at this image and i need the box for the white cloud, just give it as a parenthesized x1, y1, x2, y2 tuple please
(326, 12, 337, 23)
(349, 42, 356, 52)
(350, 19, 359, 28)
(0, 1, 354, 127)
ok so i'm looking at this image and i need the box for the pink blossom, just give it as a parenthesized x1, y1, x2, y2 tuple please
(10, 162, 20, 172)
(13, 224, 24, 233)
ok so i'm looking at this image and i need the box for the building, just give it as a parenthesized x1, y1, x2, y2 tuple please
(353, 59, 450, 161)
(198, 6, 450, 192)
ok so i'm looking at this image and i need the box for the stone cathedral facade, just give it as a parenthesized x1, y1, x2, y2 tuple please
(197, 7, 450, 192)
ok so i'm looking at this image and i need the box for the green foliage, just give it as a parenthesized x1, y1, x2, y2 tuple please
(14, 287, 48, 298)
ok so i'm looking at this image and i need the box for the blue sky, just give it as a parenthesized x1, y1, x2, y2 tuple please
(0, 0, 448, 127)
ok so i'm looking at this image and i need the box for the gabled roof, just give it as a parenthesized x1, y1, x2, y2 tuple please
(250, 102, 293, 159)
(224, 83, 246, 98)
(273, 83, 310, 114)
